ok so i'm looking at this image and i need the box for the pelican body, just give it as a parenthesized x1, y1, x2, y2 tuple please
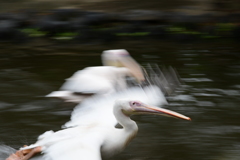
(46, 49, 144, 103)
(18, 94, 190, 160)
(47, 66, 134, 103)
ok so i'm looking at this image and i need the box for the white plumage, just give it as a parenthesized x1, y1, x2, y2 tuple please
(6, 49, 190, 160)
(20, 85, 190, 160)
(63, 85, 166, 128)
(46, 49, 144, 103)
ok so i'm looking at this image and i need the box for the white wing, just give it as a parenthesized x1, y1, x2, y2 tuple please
(46, 66, 129, 102)
(22, 126, 105, 160)
(63, 85, 167, 128)
(61, 67, 118, 94)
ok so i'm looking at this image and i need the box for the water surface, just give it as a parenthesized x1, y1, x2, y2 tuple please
(0, 41, 240, 160)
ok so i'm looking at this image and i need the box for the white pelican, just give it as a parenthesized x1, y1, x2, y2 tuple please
(46, 49, 145, 103)
(7, 86, 190, 160)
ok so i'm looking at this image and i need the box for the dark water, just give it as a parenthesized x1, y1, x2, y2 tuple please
(0, 41, 240, 160)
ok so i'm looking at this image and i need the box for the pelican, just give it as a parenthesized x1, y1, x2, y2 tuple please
(46, 49, 145, 103)
(7, 86, 190, 160)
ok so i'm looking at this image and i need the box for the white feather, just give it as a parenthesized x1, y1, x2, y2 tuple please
(63, 85, 167, 128)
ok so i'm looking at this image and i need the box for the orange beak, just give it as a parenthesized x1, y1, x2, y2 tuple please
(131, 102, 191, 121)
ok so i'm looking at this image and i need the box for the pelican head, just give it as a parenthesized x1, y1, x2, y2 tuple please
(116, 99, 191, 121)
(102, 49, 145, 83)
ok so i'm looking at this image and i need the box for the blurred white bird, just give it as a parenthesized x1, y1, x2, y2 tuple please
(46, 49, 145, 103)
(5, 49, 185, 160)
(15, 86, 190, 160)
(63, 85, 166, 128)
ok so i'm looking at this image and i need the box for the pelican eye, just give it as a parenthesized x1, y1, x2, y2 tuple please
(130, 101, 141, 107)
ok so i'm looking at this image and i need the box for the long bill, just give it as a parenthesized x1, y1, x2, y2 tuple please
(102, 49, 145, 82)
(133, 103, 191, 121)
(119, 55, 145, 83)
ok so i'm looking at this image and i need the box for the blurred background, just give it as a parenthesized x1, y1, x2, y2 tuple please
(0, 0, 240, 160)
(0, 0, 239, 43)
